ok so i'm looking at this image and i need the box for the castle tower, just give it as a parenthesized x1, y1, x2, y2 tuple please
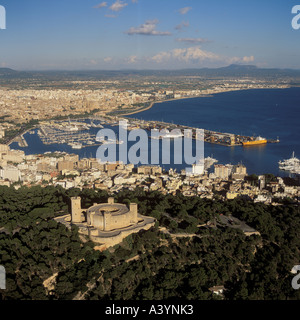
(71, 197, 83, 223)
(129, 203, 138, 224)
(108, 197, 114, 204)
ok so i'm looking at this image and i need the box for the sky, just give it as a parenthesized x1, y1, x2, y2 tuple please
(0, 0, 299, 70)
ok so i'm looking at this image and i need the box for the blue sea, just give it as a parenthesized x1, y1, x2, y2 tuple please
(130, 87, 300, 176)
(10, 88, 300, 177)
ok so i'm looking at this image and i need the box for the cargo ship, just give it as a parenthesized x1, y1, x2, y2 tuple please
(242, 136, 267, 146)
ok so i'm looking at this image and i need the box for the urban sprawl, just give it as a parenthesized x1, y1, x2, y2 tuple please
(0, 76, 298, 205)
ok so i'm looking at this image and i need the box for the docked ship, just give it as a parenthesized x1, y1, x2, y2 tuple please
(242, 136, 267, 146)
(150, 129, 183, 140)
(96, 137, 124, 145)
(278, 152, 300, 174)
(70, 143, 83, 149)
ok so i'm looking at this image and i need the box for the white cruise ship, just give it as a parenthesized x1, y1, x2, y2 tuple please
(71, 143, 83, 149)
(151, 129, 183, 140)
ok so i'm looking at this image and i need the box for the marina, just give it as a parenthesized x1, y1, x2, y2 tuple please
(37, 118, 107, 149)
(22, 114, 273, 151)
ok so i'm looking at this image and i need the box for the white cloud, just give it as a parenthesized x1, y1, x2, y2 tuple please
(178, 7, 192, 15)
(176, 38, 211, 44)
(109, 0, 128, 12)
(126, 55, 138, 64)
(242, 55, 255, 63)
(113, 47, 255, 69)
(150, 51, 172, 63)
(125, 19, 172, 36)
(89, 59, 98, 65)
(104, 57, 113, 63)
(175, 21, 190, 31)
(100, 51, 255, 69)
(94, 2, 107, 9)
(228, 55, 255, 64)
(151, 46, 221, 64)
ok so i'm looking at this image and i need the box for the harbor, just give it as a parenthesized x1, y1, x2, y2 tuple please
(10, 114, 279, 151)
(7, 104, 297, 178)
(124, 117, 278, 147)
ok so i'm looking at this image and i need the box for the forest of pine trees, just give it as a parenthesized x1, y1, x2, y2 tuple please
(0, 185, 299, 300)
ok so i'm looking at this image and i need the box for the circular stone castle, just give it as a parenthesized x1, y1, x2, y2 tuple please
(86, 200, 138, 232)
(56, 197, 156, 250)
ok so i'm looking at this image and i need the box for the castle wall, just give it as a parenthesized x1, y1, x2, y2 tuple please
(129, 203, 138, 224)
(92, 213, 105, 230)
(104, 212, 134, 232)
(90, 220, 155, 248)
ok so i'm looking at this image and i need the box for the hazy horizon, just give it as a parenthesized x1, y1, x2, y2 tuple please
(2, 64, 300, 73)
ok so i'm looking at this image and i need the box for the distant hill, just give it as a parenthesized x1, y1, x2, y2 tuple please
(0, 68, 34, 79)
(0, 68, 18, 75)
(172, 64, 300, 78)
(0, 65, 300, 80)
(221, 64, 258, 70)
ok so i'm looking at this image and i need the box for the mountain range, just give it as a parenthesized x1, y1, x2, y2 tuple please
(0, 64, 300, 80)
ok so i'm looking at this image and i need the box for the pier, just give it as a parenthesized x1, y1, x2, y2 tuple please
(125, 117, 274, 148)
(12, 134, 28, 148)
